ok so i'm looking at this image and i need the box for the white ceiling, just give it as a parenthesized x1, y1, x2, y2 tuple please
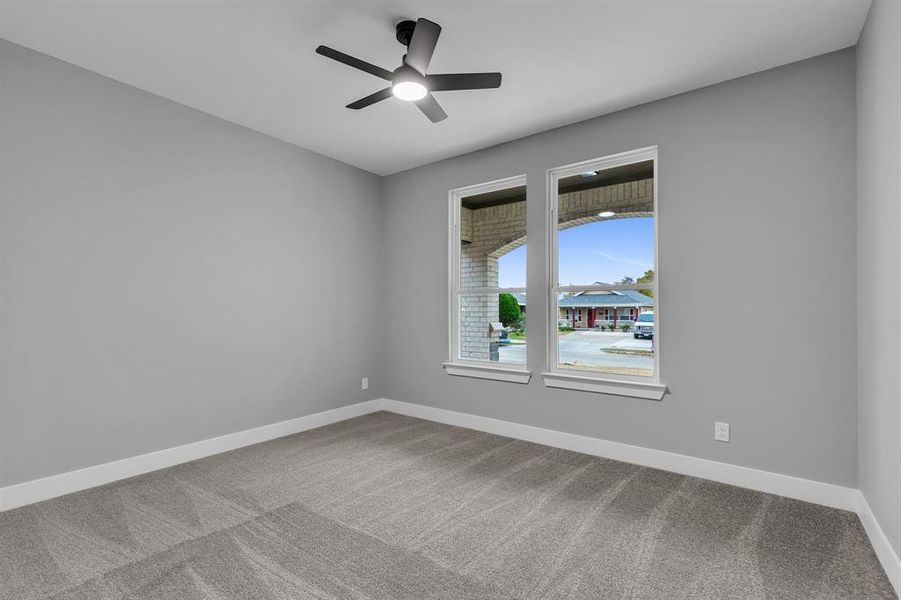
(0, 1, 870, 175)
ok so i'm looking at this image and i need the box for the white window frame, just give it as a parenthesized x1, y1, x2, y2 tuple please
(444, 174, 531, 384)
(542, 146, 666, 400)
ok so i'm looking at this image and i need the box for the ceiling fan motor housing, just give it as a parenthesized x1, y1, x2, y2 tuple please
(393, 65, 425, 85)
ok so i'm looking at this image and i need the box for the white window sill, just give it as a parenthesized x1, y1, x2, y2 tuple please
(540, 371, 666, 400)
(443, 362, 532, 384)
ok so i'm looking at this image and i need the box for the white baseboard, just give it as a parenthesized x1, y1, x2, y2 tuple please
(0, 397, 860, 513)
(379, 399, 859, 511)
(380, 398, 900, 597)
(0, 399, 383, 511)
(857, 493, 901, 595)
(2, 395, 897, 598)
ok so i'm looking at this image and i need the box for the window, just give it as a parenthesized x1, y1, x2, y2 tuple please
(445, 175, 531, 384)
(543, 147, 666, 399)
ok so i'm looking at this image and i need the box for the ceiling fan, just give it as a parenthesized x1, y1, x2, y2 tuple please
(315, 18, 502, 123)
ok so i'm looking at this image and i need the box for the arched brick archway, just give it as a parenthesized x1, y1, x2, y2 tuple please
(459, 179, 653, 360)
(487, 211, 652, 261)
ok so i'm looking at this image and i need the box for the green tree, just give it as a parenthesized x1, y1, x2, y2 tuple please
(498, 293, 522, 328)
(637, 269, 655, 298)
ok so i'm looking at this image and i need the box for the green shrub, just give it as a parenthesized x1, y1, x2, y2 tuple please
(498, 293, 522, 328)
(516, 314, 526, 332)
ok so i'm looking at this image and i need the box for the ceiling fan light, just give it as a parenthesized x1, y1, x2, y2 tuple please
(392, 80, 427, 101)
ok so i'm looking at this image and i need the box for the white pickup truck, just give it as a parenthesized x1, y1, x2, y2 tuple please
(633, 312, 654, 339)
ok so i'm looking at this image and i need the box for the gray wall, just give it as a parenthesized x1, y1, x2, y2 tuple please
(857, 0, 901, 560)
(0, 38, 867, 495)
(0, 40, 384, 486)
(383, 49, 859, 487)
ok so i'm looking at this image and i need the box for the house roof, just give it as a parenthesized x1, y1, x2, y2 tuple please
(507, 290, 653, 308)
(558, 289, 653, 308)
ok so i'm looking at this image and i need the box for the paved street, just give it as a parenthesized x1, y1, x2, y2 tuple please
(498, 330, 654, 375)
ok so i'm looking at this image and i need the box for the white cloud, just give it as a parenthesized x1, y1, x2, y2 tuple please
(592, 251, 652, 269)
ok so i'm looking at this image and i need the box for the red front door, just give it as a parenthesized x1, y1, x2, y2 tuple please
(588, 308, 596, 328)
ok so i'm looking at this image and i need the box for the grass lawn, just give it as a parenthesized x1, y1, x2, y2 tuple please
(508, 328, 575, 341)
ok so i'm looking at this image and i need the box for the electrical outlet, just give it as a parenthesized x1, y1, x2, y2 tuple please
(361, 377, 369, 391)
(714, 421, 730, 443)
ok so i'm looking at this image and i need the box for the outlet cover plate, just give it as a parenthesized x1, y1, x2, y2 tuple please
(715, 421, 730, 443)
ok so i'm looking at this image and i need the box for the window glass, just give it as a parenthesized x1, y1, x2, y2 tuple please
(454, 180, 527, 365)
(554, 158, 656, 378)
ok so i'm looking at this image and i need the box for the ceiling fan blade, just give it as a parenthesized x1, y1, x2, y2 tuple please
(346, 88, 393, 110)
(414, 92, 447, 123)
(315, 45, 392, 81)
(426, 72, 502, 91)
(404, 18, 441, 74)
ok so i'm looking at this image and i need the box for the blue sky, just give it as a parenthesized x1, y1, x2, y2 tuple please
(497, 217, 654, 288)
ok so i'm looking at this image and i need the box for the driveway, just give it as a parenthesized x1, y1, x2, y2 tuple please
(498, 330, 654, 375)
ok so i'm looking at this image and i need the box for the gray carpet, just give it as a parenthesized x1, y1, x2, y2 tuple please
(0, 411, 895, 599)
